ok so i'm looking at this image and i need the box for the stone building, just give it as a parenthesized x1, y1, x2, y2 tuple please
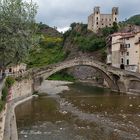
(0, 63, 27, 78)
(88, 7, 119, 33)
(107, 32, 140, 72)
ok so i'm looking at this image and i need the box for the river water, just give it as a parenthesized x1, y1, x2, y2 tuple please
(15, 83, 140, 140)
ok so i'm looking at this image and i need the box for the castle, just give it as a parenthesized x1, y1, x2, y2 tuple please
(88, 7, 119, 33)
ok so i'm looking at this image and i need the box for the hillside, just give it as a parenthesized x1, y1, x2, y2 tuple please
(27, 22, 119, 68)
(126, 15, 140, 26)
(26, 22, 119, 82)
(63, 22, 119, 62)
(26, 23, 67, 68)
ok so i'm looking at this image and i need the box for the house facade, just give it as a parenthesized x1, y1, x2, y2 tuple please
(107, 32, 140, 72)
(88, 7, 118, 33)
(0, 63, 27, 78)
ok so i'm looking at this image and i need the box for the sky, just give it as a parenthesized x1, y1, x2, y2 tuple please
(28, 0, 140, 32)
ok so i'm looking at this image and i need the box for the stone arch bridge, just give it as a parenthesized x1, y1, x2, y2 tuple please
(32, 57, 140, 94)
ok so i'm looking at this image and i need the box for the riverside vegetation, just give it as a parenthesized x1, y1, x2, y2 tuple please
(0, 77, 15, 112)
(0, 0, 37, 112)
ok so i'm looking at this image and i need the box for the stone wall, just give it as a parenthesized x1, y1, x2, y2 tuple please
(10, 79, 33, 101)
(67, 66, 104, 85)
(2, 78, 33, 140)
(0, 105, 7, 140)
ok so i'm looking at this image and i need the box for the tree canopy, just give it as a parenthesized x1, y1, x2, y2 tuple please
(0, 0, 37, 68)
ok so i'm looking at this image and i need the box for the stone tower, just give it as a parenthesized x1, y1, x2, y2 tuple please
(112, 7, 119, 22)
(88, 7, 119, 33)
(93, 7, 101, 32)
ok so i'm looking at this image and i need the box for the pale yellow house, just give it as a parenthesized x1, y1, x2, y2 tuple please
(107, 32, 140, 72)
(88, 7, 118, 33)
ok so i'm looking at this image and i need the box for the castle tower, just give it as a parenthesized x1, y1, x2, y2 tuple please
(112, 7, 119, 22)
(88, 7, 119, 33)
(93, 7, 101, 32)
(94, 6, 100, 15)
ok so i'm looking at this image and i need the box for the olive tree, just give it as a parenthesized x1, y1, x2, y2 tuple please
(0, 0, 38, 68)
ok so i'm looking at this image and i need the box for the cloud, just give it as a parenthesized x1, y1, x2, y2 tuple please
(31, 0, 140, 28)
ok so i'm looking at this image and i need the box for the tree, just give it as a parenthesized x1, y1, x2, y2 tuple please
(112, 22, 119, 32)
(70, 22, 77, 30)
(0, 0, 38, 69)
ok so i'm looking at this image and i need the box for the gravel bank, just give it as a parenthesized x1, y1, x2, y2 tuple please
(38, 80, 73, 95)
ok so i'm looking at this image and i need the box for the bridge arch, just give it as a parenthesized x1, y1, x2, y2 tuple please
(34, 58, 120, 92)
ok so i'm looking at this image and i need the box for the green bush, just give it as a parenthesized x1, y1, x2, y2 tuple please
(0, 100, 5, 112)
(76, 36, 106, 52)
(5, 76, 15, 88)
(1, 76, 15, 102)
(1, 86, 8, 101)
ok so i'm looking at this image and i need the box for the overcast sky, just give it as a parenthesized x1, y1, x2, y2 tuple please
(30, 0, 140, 31)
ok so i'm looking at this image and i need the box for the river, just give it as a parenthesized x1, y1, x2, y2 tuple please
(15, 82, 140, 140)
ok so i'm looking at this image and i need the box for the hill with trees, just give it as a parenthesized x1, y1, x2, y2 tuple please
(126, 15, 140, 26)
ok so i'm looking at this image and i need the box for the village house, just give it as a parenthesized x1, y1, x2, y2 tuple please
(107, 31, 140, 72)
(88, 7, 118, 33)
(0, 63, 27, 79)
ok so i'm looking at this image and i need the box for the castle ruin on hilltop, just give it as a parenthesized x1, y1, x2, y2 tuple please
(88, 7, 119, 33)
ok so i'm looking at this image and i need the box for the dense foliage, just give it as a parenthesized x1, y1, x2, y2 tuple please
(27, 34, 67, 68)
(63, 22, 118, 53)
(0, 0, 37, 68)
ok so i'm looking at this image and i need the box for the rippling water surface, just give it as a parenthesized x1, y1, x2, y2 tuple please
(15, 83, 140, 140)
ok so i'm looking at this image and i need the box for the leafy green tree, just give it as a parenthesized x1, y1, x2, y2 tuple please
(112, 22, 119, 32)
(70, 22, 77, 30)
(0, 0, 37, 69)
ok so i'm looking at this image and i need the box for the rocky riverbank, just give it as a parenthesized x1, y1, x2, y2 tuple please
(38, 80, 74, 95)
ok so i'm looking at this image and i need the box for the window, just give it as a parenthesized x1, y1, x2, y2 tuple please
(115, 18, 117, 21)
(126, 44, 130, 48)
(136, 51, 138, 53)
(96, 12, 98, 14)
(121, 58, 124, 64)
(96, 17, 98, 20)
(102, 23, 104, 26)
(127, 52, 129, 56)
(96, 22, 98, 25)
(127, 44, 130, 48)
(127, 59, 129, 65)
(9, 68, 12, 73)
(109, 19, 111, 21)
